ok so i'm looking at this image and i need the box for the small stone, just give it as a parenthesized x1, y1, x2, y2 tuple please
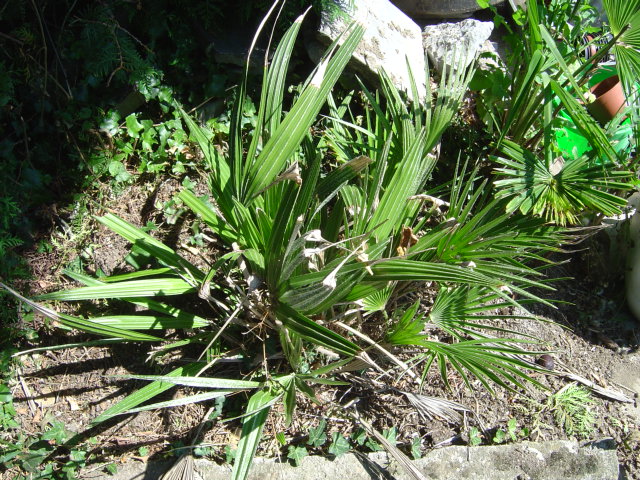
(67, 397, 80, 411)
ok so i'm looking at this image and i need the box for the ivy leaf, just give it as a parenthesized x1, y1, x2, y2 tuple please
(141, 121, 157, 151)
(0, 384, 12, 403)
(307, 419, 327, 447)
(507, 418, 518, 441)
(100, 110, 121, 136)
(69, 449, 86, 463)
(411, 437, 422, 460)
(224, 445, 236, 463)
(469, 427, 482, 446)
(125, 114, 144, 138)
(108, 161, 132, 183)
(365, 437, 382, 452)
(328, 432, 350, 457)
(350, 427, 367, 446)
(41, 419, 71, 444)
(382, 426, 397, 446)
(287, 445, 308, 466)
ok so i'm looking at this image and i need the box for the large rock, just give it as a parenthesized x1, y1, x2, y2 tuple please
(423, 19, 493, 75)
(87, 440, 619, 480)
(391, 0, 505, 19)
(307, 0, 426, 101)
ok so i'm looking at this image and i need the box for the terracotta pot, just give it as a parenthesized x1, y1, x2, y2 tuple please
(587, 74, 626, 124)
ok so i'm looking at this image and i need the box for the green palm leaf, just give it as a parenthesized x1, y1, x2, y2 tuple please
(494, 139, 631, 225)
(92, 362, 204, 424)
(97, 214, 204, 281)
(232, 390, 277, 480)
(243, 22, 365, 201)
(0, 282, 161, 342)
(38, 278, 196, 301)
(276, 303, 359, 357)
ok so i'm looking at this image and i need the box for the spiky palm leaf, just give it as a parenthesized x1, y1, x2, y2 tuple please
(493, 139, 631, 225)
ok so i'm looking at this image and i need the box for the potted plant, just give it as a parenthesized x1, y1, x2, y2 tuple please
(582, 33, 627, 124)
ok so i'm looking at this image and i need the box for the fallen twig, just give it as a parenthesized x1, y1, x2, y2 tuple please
(559, 371, 633, 403)
(16, 367, 38, 415)
(351, 408, 429, 480)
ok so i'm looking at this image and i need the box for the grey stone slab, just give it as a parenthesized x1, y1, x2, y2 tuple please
(84, 439, 619, 480)
(390, 0, 505, 20)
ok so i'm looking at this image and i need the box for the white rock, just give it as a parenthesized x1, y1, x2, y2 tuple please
(423, 19, 494, 75)
(310, 0, 426, 101)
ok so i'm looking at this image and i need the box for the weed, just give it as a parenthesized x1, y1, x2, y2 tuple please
(307, 419, 328, 447)
(410, 436, 422, 460)
(469, 427, 483, 446)
(547, 384, 597, 438)
(0, 395, 90, 480)
(516, 383, 597, 439)
(328, 433, 351, 457)
(492, 418, 529, 444)
(287, 445, 308, 465)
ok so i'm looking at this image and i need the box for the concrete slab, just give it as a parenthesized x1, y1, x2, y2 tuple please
(83, 439, 619, 480)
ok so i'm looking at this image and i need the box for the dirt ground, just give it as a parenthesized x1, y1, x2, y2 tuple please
(7, 176, 640, 479)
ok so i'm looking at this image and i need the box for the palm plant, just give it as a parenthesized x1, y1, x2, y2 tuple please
(601, 0, 640, 146)
(1, 4, 581, 479)
(602, 0, 640, 100)
(476, 0, 635, 225)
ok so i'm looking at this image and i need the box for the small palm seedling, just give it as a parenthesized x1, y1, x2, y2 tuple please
(1, 3, 582, 479)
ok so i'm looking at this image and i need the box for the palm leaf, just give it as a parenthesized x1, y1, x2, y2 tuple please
(96, 214, 204, 281)
(88, 314, 208, 330)
(231, 390, 277, 480)
(123, 390, 233, 414)
(38, 278, 196, 301)
(244, 9, 309, 172)
(0, 282, 161, 342)
(420, 339, 545, 394)
(243, 22, 365, 201)
(64, 269, 212, 328)
(121, 375, 261, 390)
(276, 303, 359, 356)
(92, 362, 204, 424)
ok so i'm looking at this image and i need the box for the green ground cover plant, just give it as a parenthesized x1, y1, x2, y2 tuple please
(516, 383, 597, 439)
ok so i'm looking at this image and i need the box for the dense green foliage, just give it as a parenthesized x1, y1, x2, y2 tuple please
(472, 0, 637, 225)
(1, 0, 638, 479)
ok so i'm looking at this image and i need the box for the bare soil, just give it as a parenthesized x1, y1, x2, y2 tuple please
(7, 175, 640, 479)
